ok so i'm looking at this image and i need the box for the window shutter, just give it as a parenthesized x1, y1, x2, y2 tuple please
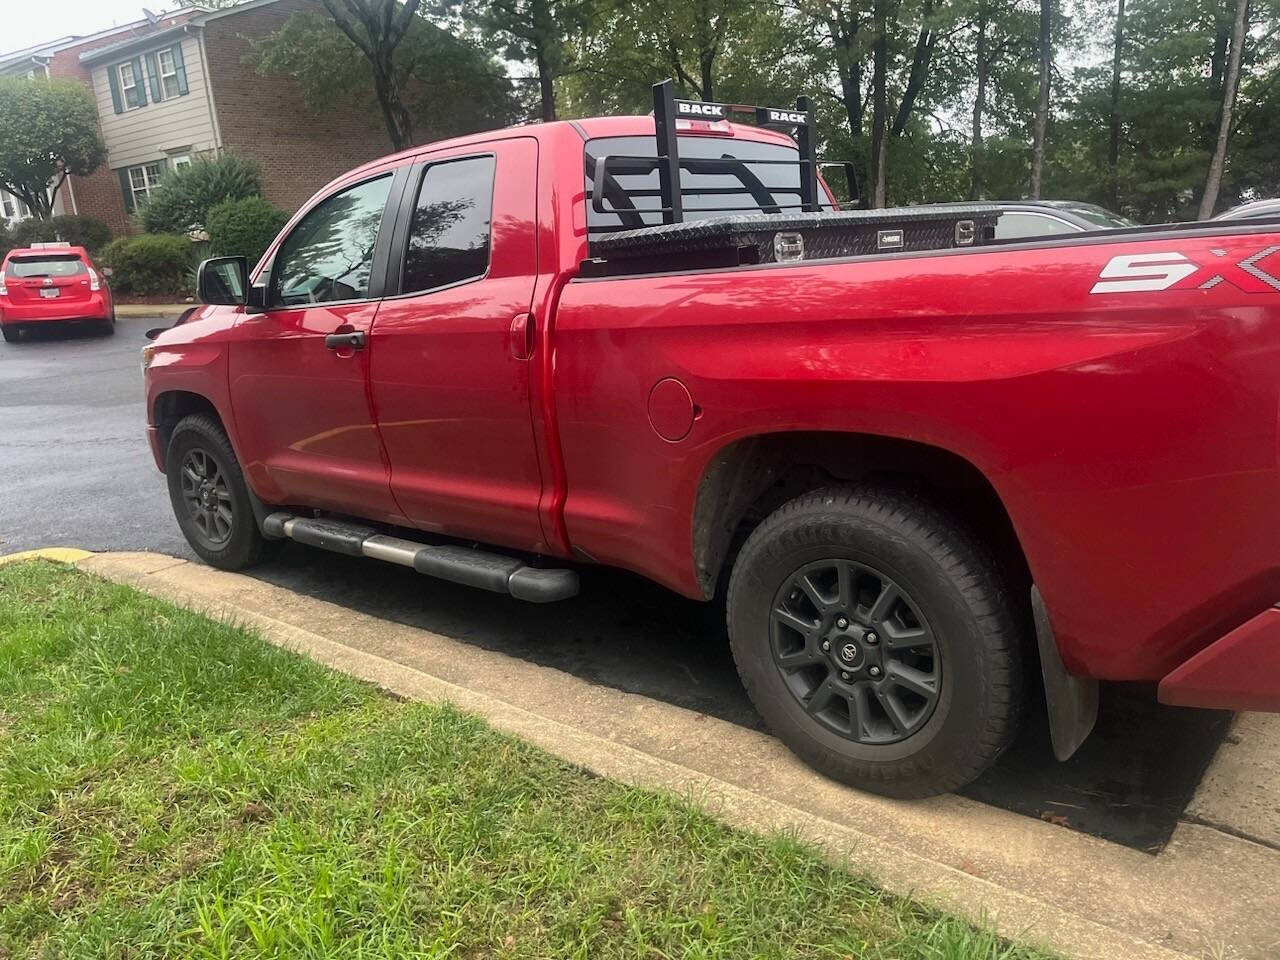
(118, 169, 135, 214)
(107, 65, 123, 114)
(132, 56, 147, 106)
(145, 51, 161, 102)
(171, 43, 188, 96)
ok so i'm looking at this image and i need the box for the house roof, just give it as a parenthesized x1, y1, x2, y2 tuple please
(0, 8, 207, 71)
(79, 0, 289, 65)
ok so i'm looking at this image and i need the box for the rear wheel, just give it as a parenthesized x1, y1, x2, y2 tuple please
(1, 325, 18, 343)
(98, 316, 115, 336)
(166, 414, 279, 570)
(726, 484, 1022, 798)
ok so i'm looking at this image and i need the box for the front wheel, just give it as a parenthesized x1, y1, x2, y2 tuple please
(166, 413, 279, 570)
(726, 485, 1022, 798)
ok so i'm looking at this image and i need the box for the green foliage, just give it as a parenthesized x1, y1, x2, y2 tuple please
(99, 234, 194, 296)
(0, 77, 106, 220)
(8, 215, 112, 253)
(251, 10, 517, 144)
(137, 152, 263, 234)
(206, 196, 290, 266)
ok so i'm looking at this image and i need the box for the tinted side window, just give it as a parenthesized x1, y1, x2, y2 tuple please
(272, 174, 392, 307)
(402, 156, 495, 294)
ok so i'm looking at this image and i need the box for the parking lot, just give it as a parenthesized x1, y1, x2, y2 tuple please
(0, 315, 1264, 856)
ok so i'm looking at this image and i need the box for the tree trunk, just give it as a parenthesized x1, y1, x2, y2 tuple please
(870, 0, 889, 207)
(1106, 0, 1125, 209)
(1029, 0, 1052, 198)
(531, 0, 557, 121)
(1198, 0, 1247, 219)
(372, 57, 414, 150)
(892, 0, 935, 137)
(969, 2, 988, 201)
(534, 42, 556, 121)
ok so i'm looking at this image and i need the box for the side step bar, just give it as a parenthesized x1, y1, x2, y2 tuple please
(263, 513, 579, 603)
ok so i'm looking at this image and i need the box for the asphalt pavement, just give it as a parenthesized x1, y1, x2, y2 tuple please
(0, 314, 1234, 853)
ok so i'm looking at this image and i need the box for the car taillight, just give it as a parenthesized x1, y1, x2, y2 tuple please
(87, 267, 100, 291)
(0, 276, 7, 297)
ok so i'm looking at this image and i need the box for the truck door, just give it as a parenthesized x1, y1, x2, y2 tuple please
(369, 138, 545, 551)
(227, 167, 406, 521)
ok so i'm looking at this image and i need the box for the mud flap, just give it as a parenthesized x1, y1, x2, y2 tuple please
(1032, 585, 1099, 761)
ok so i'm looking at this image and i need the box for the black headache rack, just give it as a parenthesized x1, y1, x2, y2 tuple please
(583, 80, 1000, 276)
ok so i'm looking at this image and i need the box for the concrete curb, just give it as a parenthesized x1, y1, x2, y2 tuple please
(67, 552, 1280, 960)
(114, 304, 193, 319)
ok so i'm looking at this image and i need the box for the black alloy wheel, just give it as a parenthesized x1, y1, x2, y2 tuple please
(772, 559, 941, 745)
(178, 447, 235, 548)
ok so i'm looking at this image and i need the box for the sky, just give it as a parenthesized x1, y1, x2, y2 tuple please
(0, 0, 178, 57)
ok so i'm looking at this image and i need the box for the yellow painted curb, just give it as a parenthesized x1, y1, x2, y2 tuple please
(0, 547, 93, 567)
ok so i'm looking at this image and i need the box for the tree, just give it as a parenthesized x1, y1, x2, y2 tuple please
(561, 0, 800, 116)
(1198, 0, 1248, 219)
(1028, 0, 1052, 197)
(252, 8, 516, 147)
(870, 0, 891, 206)
(321, 0, 424, 150)
(451, 0, 589, 121)
(1105, 0, 1125, 209)
(0, 77, 105, 221)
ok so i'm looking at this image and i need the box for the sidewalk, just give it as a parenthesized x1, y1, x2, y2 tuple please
(61, 551, 1280, 960)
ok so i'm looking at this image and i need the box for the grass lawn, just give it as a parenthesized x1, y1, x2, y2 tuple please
(0, 561, 1056, 959)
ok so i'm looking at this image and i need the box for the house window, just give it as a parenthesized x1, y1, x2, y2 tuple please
(171, 154, 192, 171)
(127, 161, 166, 207)
(157, 48, 180, 100)
(1, 191, 32, 222)
(118, 61, 141, 109)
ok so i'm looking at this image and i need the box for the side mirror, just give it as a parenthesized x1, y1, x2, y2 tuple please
(819, 160, 861, 208)
(197, 256, 247, 306)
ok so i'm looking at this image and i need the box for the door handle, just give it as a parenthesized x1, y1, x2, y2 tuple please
(325, 330, 366, 350)
(509, 312, 535, 360)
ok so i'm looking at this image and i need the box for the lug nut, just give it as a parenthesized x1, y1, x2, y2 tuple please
(821, 640, 830, 651)
(836, 617, 849, 629)
(865, 632, 878, 645)
(868, 665, 882, 679)
(840, 671, 852, 681)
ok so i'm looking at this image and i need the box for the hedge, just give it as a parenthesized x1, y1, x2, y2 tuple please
(99, 234, 193, 296)
(8, 214, 113, 253)
(207, 196, 289, 267)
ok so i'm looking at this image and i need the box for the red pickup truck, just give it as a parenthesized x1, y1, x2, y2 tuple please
(143, 86, 1280, 798)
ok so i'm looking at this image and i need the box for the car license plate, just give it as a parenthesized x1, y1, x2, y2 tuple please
(39, 288, 60, 299)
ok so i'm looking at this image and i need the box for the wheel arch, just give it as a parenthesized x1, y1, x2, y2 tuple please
(152, 390, 226, 462)
(691, 430, 1031, 605)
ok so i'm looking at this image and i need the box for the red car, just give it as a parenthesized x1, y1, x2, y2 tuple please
(142, 83, 1280, 798)
(0, 244, 115, 342)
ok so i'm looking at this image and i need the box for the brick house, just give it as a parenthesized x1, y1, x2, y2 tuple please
(0, 0, 394, 235)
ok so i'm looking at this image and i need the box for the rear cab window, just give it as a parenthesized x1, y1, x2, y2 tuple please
(5, 254, 87, 278)
(402, 155, 496, 294)
(585, 134, 835, 241)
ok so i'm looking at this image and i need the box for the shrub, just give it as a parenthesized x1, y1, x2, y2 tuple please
(99, 234, 194, 296)
(10, 214, 112, 252)
(138, 151, 263, 234)
(206, 196, 290, 267)
(0, 220, 11, 261)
